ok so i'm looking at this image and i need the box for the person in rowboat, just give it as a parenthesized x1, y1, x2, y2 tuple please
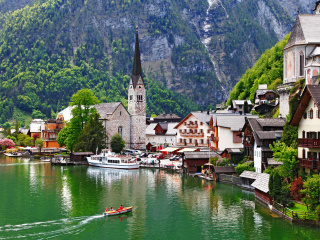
(110, 206, 114, 211)
(119, 205, 123, 210)
(105, 207, 108, 212)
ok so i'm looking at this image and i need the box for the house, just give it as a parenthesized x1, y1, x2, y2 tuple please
(251, 173, 272, 206)
(212, 166, 236, 182)
(149, 112, 182, 123)
(146, 122, 177, 148)
(55, 28, 146, 150)
(228, 100, 253, 114)
(220, 148, 243, 165)
(254, 84, 278, 115)
(42, 118, 66, 148)
(239, 170, 259, 190)
(290, 85, 320, 173)
(242, 118, 286, 173)
(183, 151, 219, 173)
(28, 119, 45, 139)
(279, 2, 320, 117)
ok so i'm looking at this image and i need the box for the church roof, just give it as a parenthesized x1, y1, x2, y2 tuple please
(284, 15, 320, 50)
(131, 29, 144, 89)
(94, 102, 123, 119)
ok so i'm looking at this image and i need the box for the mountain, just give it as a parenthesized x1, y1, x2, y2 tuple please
(0, 0, 317, 125)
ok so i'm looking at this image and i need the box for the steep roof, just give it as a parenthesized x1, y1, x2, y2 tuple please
(154, 112, 181, 120)
(131, 29, 144, 89)
(213, 166, 236, 174)
(240, 170, 259, 180)
(184, 151, 219, 159)
(146, 123, 158, 135)
(256, 118, 286, 128)
(216, 114, 258, 131)
(94, 102, 123, 119)
(284, 15, 320, 50)
(291, 85, 320, 126)
(251, 173, 270, 193)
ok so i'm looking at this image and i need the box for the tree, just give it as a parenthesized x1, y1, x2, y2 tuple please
(74, 112, 106, 153)
(35, 138, 43, 153)
(301, 174, 320, 211)
(235, 161, 254, 175)
(13, 120, 20, 139)
(244, 100, 249, 113)
(110, 133, 125, 153)
(291, 177, 304, 201)
(57, 125, 69, 147)
(0, 138, 15, 149)
(17, 134, 34, 147)
(270, 142, 299, 182)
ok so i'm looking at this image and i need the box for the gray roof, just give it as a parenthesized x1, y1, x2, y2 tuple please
(146, 122, 177, 136)
(94, 102, 122, 119)
(184, 151, 219, 160)
(225, 148, 243, 154)
(255, 89, 276, 97)
(267, 158, 283, 165)
(72, 152, 94, 155)
(158, 122, 168, 131)
(308, 46, 320, 58)
(255, 131, 276, 140)
(216, 115, 258, 131)
(192, 112, 214, 125)
(240, 170, 259, 179)
(251, 173, 270, 193)
(154, 112, 181, 120)
(146, 123, 158, 135)
(256, 118, 286, 128)
(213, 166, 236, 173)
(284, 15, 320, 50)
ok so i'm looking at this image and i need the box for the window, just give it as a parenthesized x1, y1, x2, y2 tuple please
(239, 105, 243, 109)
(318, 109, 320, 118)
(120, 111, 121, 116)
(189, 139, 192, 143)
(130, 95, 133, 100)
(201, 139, 204, 144)
(284, 55, 287, 79)
(179, 129, 182, 133)
(195, 121, 197, 124)
(302, 131, 305, 139)
(137, 95, 143, 102)
(304, 112, 307, 119)
(302, 149, 305, 159)
(310, 109, 313, 119)
(300, 52, 304, 76)
(118, 126, 123, 136)
(180, 138, 182, 143)
(200, 122, 203, 126)
(200, 129, 203, 133)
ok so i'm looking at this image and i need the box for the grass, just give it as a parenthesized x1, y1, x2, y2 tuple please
(288, 202, 308, 212)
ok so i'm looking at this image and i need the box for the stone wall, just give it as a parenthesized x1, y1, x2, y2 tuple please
(277, 83, 294, 118)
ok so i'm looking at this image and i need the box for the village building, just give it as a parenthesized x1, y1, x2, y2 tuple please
(145, 122, 177, 149)
(279, 2, 320, 117)
(253, 84, 278, 115)
(183, 151, 219, 173)
(242, 118, 286, 173)
(239, 170, 259, 190)
(148, 112, 182, 124)
(42, 116, 65, 148)
(220, 148, 244, 165)
(28, 119, 45, 139)
(290, 85, 320, 173)
(251, 173, 272, 206)
(51, 28, 146, 150)
(228, 100, 253, 114)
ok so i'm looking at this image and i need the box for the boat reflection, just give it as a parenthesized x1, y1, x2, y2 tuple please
(86, 167, 139, 184)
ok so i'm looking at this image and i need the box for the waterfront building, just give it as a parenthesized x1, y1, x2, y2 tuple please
(242, 118, 286, 173)
(290, 85, 320, 173)
(251, 173, 272, 206)
(279, 2, 320, 117)
(253, 84, 278, 115)
(28, 119, 45, 139)
(146, 122, 177, 149)
(42, 117, 65, 148)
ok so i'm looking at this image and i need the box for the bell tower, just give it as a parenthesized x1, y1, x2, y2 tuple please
(128, 27, 146, 150)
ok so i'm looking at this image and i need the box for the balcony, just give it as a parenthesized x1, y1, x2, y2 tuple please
(298, 138, 320, 148)
(180, 132, 204, 137)
(187, 124, 198, 128)
(299, 158, 320, 170)
(43, 137, 57, 141)
(43, 129, 61, 133)
(212, 137, 219, 142)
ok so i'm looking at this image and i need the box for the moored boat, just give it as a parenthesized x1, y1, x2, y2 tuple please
(103, 206, 133, 216)
(87, 149, 139, 170)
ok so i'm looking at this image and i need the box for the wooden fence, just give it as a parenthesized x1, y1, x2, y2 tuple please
(273, 201, 319, 221)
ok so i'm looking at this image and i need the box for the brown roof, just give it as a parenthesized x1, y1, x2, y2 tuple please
(291, 85, 320, 126)
(213, 166, 235, 173)
(255, 131, 276, 140)
(184, 151, 219, 160)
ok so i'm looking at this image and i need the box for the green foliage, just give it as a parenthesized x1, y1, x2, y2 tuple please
(269, 169, 282, 202)
(57, 125, 69, 147)
(35, 137, 43, 153)
(210, 157, 230, 166)
(235, 161, 254, 176)
(228, 35, 290, 104)
(17, 133, 33, 146)
(281, 122, 298, 148)
(74, 112, 106, 153)
(301, 174, 320, 211)
(110, 133, 125, 153)
(5, 135, 16, 144)
(270, 142, 299, 182)
(288, 78, 305, 120)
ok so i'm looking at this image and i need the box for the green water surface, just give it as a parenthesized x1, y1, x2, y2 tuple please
(0, 155, 319, 239)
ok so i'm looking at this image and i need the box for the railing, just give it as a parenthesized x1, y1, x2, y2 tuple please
(273, 201, 319, 221)
(299, 158, 320, 169)
(298, 138, 320, 148)
(43, 138, 57, 141)
(180, 132, 204, 137)
(43, 129, 61, 133)
(187, 124, 198, 128)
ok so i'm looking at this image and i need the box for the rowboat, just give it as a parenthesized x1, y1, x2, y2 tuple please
(103, 206, 133, 216)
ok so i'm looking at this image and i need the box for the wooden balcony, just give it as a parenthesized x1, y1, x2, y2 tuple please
(298, 138, 320, 148)
(299, 158, 320, 170)
(43, 129, 61, 133)
(187, 124, 198, 128)
(43, 137, 57, 141)
(212, 137, 219, 142)
(180, 132, 204, 137)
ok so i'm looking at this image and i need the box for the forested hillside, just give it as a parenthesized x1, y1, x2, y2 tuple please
(227, 35, 289, 104)
(0, 0, 198, 125)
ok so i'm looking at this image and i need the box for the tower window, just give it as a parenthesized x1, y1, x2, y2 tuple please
(299, 52, 304, 76)
(137, 95, 143, 102)
(139, 86, 142, 89)
(118, 126, 123, 136)
(130, 95, 133, 100)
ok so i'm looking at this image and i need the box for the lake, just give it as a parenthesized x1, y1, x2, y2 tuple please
(0, 155, 319, 239)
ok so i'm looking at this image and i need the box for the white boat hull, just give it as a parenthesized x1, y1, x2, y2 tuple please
(87, 159, 139, 169)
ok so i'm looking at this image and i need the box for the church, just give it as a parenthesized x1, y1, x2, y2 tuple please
(278, 1, 320, 117)
(58, 28, 146, 150)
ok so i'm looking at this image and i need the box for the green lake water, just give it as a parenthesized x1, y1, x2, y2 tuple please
(0, 155, 319, 239)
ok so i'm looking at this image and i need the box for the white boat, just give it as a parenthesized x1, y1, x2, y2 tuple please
(87, 149, 139, 170)
(4, 152, 22, 157)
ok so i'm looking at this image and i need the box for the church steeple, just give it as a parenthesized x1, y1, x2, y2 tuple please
(131, 26, 144, 88)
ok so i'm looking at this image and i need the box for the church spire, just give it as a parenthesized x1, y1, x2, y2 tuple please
(131, 26, 144, 88)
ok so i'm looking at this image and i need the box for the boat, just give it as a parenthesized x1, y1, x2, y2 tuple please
(103, 206, 133, 216)
(40, 156, 51, 162)
(4, 152, 22, 157)
(87, 149, 139, 170)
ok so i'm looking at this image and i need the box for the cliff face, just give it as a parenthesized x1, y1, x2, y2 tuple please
(0, 0, 318, 108)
